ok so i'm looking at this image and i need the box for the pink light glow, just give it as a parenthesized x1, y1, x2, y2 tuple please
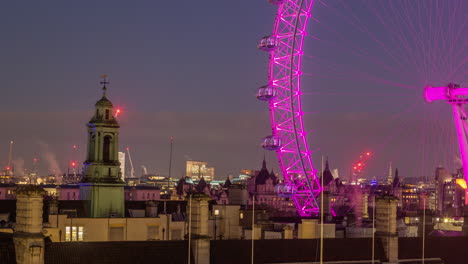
(115, 108, 122, 117)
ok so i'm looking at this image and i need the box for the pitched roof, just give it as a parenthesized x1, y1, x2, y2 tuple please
(255, 158, 271, 185)
(321, 158, 334, 186)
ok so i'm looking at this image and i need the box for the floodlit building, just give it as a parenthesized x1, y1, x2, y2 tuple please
(186, 160, 215, 182)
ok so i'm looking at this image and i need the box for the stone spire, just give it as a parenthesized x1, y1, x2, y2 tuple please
(82, 79, 121, 183)
(255, 157, 270, 185)
(262, 155, 267, 170)
(224, 176, 232, 188)
(79, 79, 124, 218)
(393, 168, 401, 188)
(321, 157, 334, 186)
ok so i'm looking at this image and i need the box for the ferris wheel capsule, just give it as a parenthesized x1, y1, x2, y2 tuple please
(262, 135, 282, 151)
(258, 35, 278, 52)
(256, 85, 277, 101)
(275, 183, 296, 198)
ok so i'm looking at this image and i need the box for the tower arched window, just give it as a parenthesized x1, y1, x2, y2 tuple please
(105, 109, 110, 120)
(103, 136, 112, 162)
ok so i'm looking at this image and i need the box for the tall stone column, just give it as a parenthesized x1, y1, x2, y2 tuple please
(375, 195, 398, 263)
(188, 194, 211, 264)
(13, 185, 46, 264)
(361, 192, 369, 219)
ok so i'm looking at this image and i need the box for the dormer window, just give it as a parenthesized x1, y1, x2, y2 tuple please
(105, 109, 110, 120)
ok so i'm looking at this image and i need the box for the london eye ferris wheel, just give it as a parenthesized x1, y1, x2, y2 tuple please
(257, 0, 320, 216)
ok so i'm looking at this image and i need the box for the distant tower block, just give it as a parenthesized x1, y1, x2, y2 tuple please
(80, 78, 124, 218)
(386, 162, 393, 185)
(118, 151, 126, 181)
(186, 161, 215, 182)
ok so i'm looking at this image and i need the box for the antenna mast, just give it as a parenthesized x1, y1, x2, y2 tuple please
(167, 136, 174, 195)
(7, 140, 13, 175)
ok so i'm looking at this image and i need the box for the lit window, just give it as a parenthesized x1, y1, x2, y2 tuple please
(240, 212, 244, 219)
(72, 226, 77, 241)
(214, 209, 219, 216)
(66, 226, 84, 241)
(65, 226, 71, 241)
(78, 227, 83, 241)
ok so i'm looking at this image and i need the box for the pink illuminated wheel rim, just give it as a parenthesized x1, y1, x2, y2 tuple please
(259, 0, 320, 216)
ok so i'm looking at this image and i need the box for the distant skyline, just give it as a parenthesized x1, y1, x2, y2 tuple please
(0, 1, 466, 181)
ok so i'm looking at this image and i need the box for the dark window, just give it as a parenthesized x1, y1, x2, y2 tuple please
(105, 109, 109, 119)
(103, 136, 112, 162)
(89, 133, 96, 160)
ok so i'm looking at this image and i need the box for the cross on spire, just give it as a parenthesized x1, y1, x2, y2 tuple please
(100, 75, 109, 95)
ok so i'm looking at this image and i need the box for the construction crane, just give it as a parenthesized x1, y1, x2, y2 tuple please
(126, 147, 135, 179)
(6, 140, 13, 175)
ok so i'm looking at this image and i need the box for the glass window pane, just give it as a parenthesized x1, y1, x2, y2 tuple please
(65, 226, 71, 242)
(72, 226, 77, 241)
(78, 226, 83, 241)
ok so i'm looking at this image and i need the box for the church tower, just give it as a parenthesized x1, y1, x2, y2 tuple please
(80, 79, 124, 217)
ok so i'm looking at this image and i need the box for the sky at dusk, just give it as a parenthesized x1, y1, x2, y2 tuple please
(0, 1, 466, 181)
